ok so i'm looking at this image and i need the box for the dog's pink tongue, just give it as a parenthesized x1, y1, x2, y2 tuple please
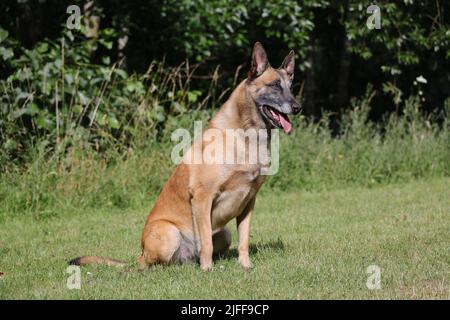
(279, 114, 292, 134)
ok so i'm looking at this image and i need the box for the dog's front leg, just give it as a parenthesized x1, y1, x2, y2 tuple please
(192, 192, 214, 271)
(236, 197, 255, 270)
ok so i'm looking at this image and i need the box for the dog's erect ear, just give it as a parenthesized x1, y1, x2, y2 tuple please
(248, 42, 268, 80)
(279, 50, 295, 80)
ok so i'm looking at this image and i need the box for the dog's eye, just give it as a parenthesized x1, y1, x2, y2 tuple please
(269, 80, 282, 90)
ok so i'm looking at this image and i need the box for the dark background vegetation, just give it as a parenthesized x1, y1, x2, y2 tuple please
(2, 0, 449, 117)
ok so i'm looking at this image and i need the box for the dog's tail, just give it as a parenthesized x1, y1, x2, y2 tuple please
(68, 256, 127, 267)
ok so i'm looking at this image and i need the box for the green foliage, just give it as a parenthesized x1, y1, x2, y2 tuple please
(0, 26, 214, 167)
(161, 0, 320, 68)
(269, 86, 449, 191)
(1, 1, 449, 114)
(0, 81, 448, 219)
(345, 1, 449, 73)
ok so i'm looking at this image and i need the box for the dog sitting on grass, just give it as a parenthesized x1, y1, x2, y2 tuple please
(70, 42, 301, 271)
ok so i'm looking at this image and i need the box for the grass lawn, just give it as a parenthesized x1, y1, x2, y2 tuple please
(0, 178, 449, 299)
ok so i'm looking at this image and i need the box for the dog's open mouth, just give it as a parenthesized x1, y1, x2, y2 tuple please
(262, 106, 292, 134)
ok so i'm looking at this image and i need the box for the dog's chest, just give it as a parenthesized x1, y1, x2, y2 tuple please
(211, 167, 265, 231)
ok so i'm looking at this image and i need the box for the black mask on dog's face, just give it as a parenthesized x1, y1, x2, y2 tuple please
(247, 43, 301, 134)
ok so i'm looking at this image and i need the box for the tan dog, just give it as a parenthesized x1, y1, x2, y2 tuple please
(70, 42, 300, 270)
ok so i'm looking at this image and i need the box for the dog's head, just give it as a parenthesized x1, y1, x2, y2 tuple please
(246, 42, 301, 134)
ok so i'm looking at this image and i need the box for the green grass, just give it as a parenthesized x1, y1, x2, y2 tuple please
(0, 177, 448, 299)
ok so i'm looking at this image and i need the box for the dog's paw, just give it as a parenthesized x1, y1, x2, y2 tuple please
(200, 263, 213, 271)
(238, 256, 252, 270)
(200, 258, 213, 271)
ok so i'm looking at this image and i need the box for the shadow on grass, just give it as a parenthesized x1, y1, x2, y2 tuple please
(215, 237, 285, 261)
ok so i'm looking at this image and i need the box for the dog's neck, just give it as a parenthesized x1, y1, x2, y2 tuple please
(210, 80, 268, 132)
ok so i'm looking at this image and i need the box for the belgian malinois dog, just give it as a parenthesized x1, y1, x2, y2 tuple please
(70, 42, 301, 270)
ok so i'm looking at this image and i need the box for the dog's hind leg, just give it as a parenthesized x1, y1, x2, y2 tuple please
(138, 222, 231, 269)
(139, 220, 182, 268)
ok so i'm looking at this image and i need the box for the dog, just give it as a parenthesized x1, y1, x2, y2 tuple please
(69, 42, 301, 271)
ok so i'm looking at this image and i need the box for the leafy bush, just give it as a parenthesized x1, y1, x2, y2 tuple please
(2, 1, 449, 118)
(0, 26, 215, 168)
